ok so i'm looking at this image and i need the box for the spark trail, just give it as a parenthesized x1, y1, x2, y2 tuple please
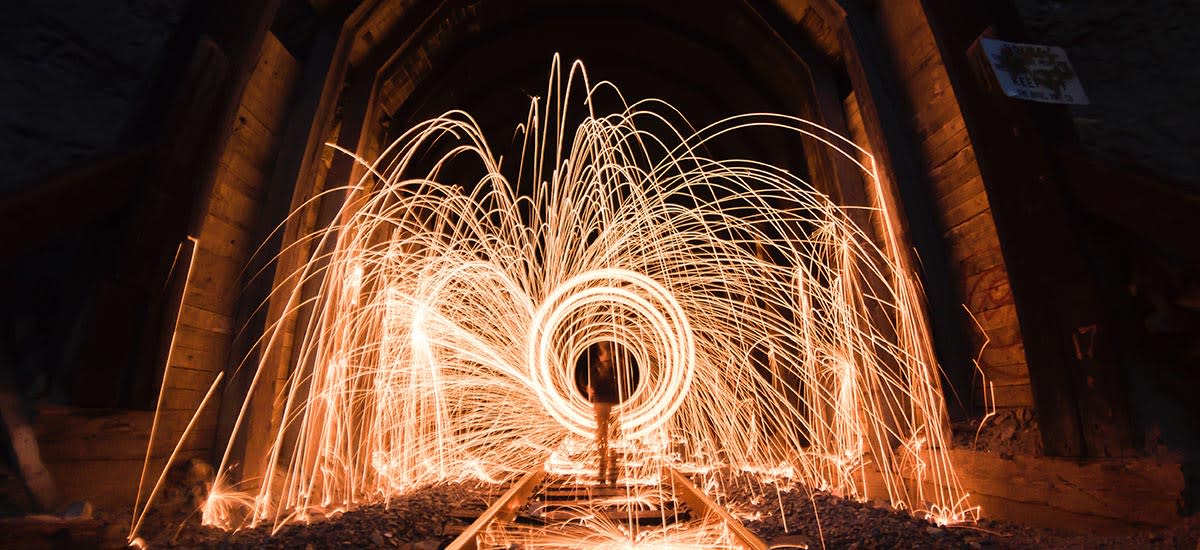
(191, 57, 975, 537)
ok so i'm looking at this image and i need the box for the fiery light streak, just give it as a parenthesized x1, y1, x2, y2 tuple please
(131, 370, 224, 540)
(168, 57, 977, 539)
(964, 304, 999, 454)
(130, 235, 201, 541)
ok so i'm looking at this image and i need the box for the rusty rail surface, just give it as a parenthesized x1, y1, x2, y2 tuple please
(668, 468, 769, 550)
(445, 466, 547, 550)
(446, 464, 769, 550)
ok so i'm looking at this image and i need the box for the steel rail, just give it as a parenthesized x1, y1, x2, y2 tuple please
(668, 468, 769, 550)
(445, 466, 547, 550)
(446, 463, 769, 550)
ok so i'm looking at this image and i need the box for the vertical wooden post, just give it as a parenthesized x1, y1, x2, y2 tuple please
(830, 0, 978, 421)
(216, 0, 359, 491)
(919, 0, 1134, 457)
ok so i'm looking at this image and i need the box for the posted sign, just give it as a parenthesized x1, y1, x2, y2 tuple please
(980, 38, 1089, 105)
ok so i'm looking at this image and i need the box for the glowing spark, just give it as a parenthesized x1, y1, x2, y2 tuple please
(131, 236, 199, 537)
(180, 56, 973, 536)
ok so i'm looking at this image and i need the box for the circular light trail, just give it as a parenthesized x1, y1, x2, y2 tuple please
(528, 268, 695, 441)
(188, 56, 978, 536)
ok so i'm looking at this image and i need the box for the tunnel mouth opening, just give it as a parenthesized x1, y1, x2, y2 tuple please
(572, 340, 641, 405)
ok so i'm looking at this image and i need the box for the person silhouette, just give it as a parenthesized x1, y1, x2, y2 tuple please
(586, 341, 618, 486)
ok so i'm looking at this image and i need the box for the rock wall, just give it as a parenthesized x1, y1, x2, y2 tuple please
(0, 0, 190, 193)
(1013, 0, 1200, 187)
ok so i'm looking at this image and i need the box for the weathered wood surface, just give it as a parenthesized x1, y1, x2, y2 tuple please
(164, 32, 300, 462)
(949, 450, 1181, 527)
(871, 1, 1030, 410)
(772, 0, 844, 61)
(33, 406, 212, 511)
(830, 1, 976, 421)
(863, 448, 1183, 533)
(918, 0, 1136, 458)
(68, 0, 274, 411)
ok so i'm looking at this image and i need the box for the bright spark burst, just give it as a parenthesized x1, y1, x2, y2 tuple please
(186, 56, 975, 536)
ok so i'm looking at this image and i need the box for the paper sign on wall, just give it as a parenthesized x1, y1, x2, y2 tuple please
(980, 38, 1089, 105)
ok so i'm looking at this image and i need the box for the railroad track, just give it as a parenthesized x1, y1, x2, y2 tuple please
(445, 461, 768, 550)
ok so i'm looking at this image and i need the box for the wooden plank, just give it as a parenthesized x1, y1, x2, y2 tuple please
(947, 449, 1182, 527)
(33, 403, 223, 511)
(944, 210, 1000, 251)
(165, 367, 225, 395)
(45, 458, 164, 511)
(178, 303, 235, 335)
(35, 407, 152, 437)
(881, 2, 936, 70)
(973, 303, 1018, 332)
(798, 8, 843, 60)
(918, 116, 971, 167)
(216, 141, 270, 192)
(222, 0, 394, 492)
(978, 321, 1023, 350)
(162, 35, 296, 471)
(979, 346, 1028, 375)
(861, 449, 1183, 532)
(928, 164, 983, 216)
(239, 33, 301, 133)
(956, 246, 1007, 278)
(922, 0, 1133, 458)
(990, 382, 1034, 408)
(224, 103, 279, 170)
(938, 181, 989, 229)
(980, 374, 1032, 395)
(350, 0, 414, 66)
(106, 0, 274, 417)
(771, 2, 843, 60)
(964, 491, 1163, 534)
(208, 170, 265, 233)
(964, 292, 1014, 320)
(34, 407, 217, 463)
(160, 386, 210, 412)
(837, 0, 979, 420)
(869, 2, 1026, 416)
(181, 257, 243, 317)
(39, 425, 216, 463)
(896, 42, 940, 81)
(926, 168, 984, 210)
(968, 286, 1014, 317)
(43, 452, 206, 511)
(196, 214, 253, 261)
(172, 325, 232, 365)
(962, 265, 1009, 298)
(906, 81, 963, 138)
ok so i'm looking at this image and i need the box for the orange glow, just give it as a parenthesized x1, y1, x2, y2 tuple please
(136, 57, 979, 543)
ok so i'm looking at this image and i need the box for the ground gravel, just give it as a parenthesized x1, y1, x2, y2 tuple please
(711, 468, 1200, 550)
(122, 473, 1200, 549)
(142, 482, 493, 549)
